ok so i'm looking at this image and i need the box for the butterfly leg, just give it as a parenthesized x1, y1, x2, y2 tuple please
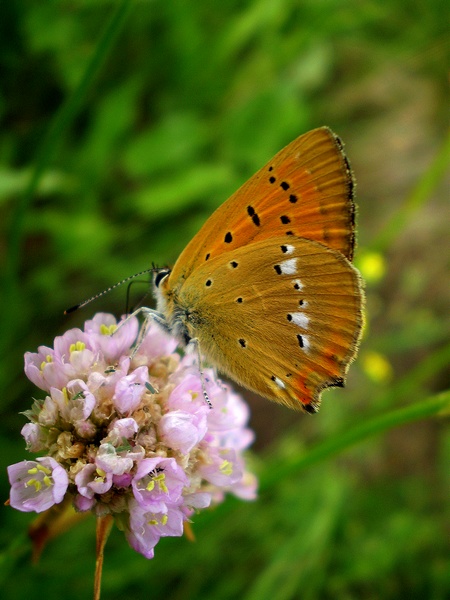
(210, 367, 227, 393)
(111, 307, 170, 357)
(131, 307, 174, 358)
(187, 338, 213, 409)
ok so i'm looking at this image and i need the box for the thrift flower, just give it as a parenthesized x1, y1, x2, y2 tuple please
(8, 313, 257, 558)
(8, 457, 69, 513)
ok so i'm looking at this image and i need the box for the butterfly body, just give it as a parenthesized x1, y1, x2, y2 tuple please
(153, 127, 364, 412)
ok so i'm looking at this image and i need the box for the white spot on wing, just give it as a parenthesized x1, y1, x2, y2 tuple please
(280, 258, 297, 275)
(302, 335, 311, 351)
(291, 312, 309, 328)
(284, 244, 295, 255)
(274, 377, 286, 389)
(292, 279, 303, 290)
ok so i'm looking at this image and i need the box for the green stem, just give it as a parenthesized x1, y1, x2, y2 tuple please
(369, 130, 450, 254)
(1, 0, 132, 351)
(94, 515, 114, 600)
(260, 389, 449, 492)
(375, 342, 450, 409)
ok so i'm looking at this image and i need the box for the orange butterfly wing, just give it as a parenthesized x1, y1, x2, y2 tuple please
(168, 127, 355, 292)
(170, 236, 363, 412)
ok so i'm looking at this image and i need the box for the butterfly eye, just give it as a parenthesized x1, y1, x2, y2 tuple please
(154, 269, 171, 288)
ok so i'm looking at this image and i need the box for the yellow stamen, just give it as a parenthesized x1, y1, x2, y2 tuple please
(161, 515, 168, 526)
(36, 464, 52, 476)
(43, 475, 52, 487)
(146, 480, 155, 492)
(40, 355, 53, 371)
(148, 519, 158, 525)
(100, 324, 117, 336)
(154, 473, 168, 493)
(69, 341, 86, 353)
(220, 460, 233, 476)
(26, 479, 42, 492)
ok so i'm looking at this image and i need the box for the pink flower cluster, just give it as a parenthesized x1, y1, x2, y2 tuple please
(7, 313, 257, 558)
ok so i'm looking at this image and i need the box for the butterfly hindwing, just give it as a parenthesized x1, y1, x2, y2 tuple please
(173, 236, 363, 411)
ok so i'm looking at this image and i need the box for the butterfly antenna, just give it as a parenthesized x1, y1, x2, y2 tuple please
(64, 268, 157, 315)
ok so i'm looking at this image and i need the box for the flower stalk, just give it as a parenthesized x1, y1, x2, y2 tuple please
(94, 515, 114, 600)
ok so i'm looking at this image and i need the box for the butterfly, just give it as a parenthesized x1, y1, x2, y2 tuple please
(148, 127, 364, 412)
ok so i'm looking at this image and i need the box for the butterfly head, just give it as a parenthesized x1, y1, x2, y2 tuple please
(152, 267, 194, 346)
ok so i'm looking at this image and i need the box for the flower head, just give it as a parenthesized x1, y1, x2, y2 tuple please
(8, 313, 257, 558)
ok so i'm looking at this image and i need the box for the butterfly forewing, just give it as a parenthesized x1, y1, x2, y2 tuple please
(174, 236, 363, 412)
(168, 127, 355, 292)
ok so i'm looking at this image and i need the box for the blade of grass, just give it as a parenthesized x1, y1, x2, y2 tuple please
(375, 341, 450, 409)
(260, 389, 449, 492)
(243, 477, 344, 600)
(369, 130, 450, 254)
(1, 0, 133, 354)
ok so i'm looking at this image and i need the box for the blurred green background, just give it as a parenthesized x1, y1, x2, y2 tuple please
(0, 1, 449, 598)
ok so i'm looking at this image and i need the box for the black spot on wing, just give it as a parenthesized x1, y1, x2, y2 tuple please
(247, 205, 260, 227)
